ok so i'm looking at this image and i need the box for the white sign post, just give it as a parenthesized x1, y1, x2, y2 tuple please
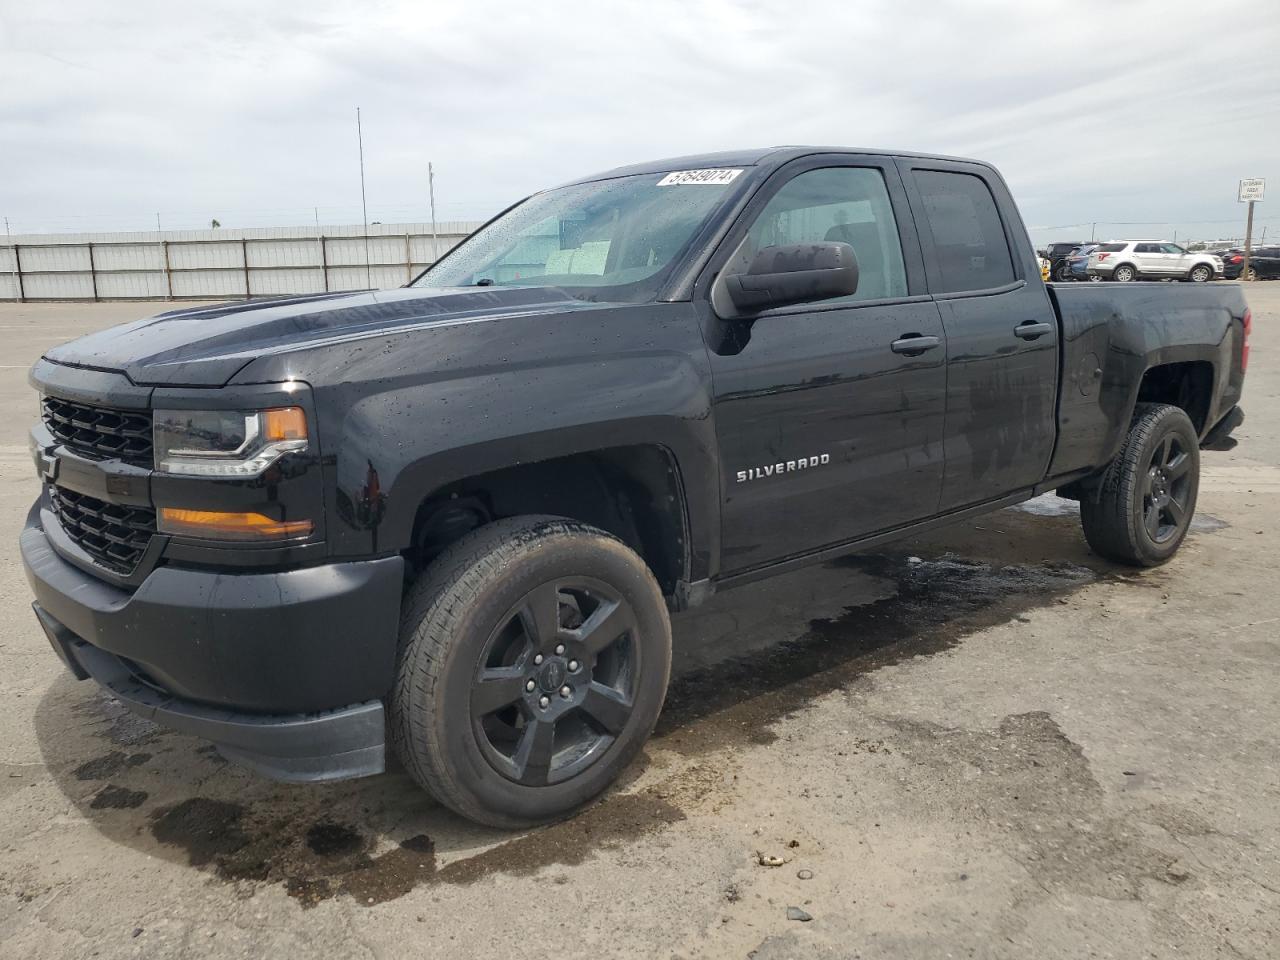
(1239, 179, 1265, 280)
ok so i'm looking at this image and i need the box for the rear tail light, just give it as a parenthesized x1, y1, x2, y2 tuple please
(1242, 308, 1251, 372)
(1097, 253, 1111, 262)
(1229, 255, 1243, 264)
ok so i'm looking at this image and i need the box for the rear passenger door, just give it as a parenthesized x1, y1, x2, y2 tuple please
(897, 159, 1059, 511)
(1132, 242, 1166, 276)
(702, 156, 948, 574)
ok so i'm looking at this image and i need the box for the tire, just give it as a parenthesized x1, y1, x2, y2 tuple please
(1080, 403, 1200, 566)
(1188, 264, 1212, 282)
(1246, 267, 1258, 282)
(391, 515, 671, 828)
(1088, 274, 1102, 282)
(1112, 263, 1137, 282)
(1054, 262, 1072, 282)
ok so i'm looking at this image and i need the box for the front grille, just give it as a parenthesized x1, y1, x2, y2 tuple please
(42, 396, 153, 465)
(49, 486, 156, 574)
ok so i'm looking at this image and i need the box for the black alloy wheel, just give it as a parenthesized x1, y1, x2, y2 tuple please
(1080, 403, 1200, 566)
(1141, 433, 1193, 543)
(471, 578, 638, 786)
(391, 515, 671, 828)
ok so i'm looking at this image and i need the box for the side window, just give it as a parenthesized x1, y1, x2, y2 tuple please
(913, 170, 1016, 293)
(1161, 244, 1184, 254)
(1135, 243, 1159, 254)
(737, 167, 908, 302)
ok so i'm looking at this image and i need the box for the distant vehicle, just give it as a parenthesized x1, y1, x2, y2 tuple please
(1067, 243, 1104, 281)
(1045, 240, 1089, 282)
(1222, 247, 1280, 281)
(1087, 241, 1222, 282)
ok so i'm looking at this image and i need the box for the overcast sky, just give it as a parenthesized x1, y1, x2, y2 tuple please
(2, 0, 1277, 243)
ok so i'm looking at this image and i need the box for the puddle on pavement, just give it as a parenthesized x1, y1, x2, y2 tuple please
(66, 502, 1229, 909)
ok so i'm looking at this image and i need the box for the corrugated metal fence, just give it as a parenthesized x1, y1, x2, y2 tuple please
(0, 222, 485, 301)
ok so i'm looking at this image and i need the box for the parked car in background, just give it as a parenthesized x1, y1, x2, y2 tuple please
(1222, 246, 1280, 281)
(1221, 249, 1246, 279)
(1045, 240, 1089, 282)
(1088, 241, 1222, 282)
(1067, 243, 1104, 281)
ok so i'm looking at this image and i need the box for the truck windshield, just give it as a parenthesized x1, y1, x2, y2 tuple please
(410, 171, 741, 302)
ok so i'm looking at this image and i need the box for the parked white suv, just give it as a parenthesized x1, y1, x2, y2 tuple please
(1087, 241, 1222, 282)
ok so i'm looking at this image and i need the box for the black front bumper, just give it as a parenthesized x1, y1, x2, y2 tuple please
(22, 505, 404, 782)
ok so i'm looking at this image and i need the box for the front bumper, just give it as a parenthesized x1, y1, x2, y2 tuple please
(22, 504, 404, 782)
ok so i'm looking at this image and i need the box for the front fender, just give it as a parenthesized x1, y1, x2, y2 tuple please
(307, 303, 720, 581)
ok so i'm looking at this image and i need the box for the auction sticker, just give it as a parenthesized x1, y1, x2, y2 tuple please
(657, 168, 743, 186)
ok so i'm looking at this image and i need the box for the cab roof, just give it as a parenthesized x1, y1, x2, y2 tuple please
(562, 146, 988, 185)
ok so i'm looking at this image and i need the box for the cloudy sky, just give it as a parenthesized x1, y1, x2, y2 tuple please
(2, 0, 1277, 243)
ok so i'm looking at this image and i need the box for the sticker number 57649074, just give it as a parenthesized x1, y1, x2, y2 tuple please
(656, 169, 743, 186)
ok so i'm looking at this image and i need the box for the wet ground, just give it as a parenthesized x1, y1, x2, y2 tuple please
(0, 289, 1276, 958)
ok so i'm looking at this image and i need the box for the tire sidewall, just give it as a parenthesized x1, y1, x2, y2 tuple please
(1114, 264, 1136, 282)
(1190, 265, 1210, 282)
(406, 526, 670, 825)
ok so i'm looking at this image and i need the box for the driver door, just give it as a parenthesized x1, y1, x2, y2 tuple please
(700, 157, 948, 575)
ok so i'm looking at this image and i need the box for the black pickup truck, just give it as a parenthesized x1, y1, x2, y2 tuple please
(22, 147, 1249, 827)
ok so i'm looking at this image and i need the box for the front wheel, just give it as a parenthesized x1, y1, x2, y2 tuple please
(1080, 404, 1200, 566)
(1188, 264, 1212, 282)
(391, 515, 672, 828)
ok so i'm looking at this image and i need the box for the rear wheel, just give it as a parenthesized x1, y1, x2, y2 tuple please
(391, 515, 671, 828)
(1080, 404, 1200, 566)
(1188, 264, 1212, 282)
(1112, 263, 1137, 282)
(1054, 262, 1072, 282)
(1246, 267, 1259, 282)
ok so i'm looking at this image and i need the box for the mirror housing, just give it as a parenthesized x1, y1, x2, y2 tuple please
(725, 242, 859, 312)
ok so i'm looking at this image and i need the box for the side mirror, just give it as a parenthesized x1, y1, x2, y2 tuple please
(725, 242, 859, 311)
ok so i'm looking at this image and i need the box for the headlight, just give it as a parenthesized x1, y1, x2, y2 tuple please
(153, 407, 308, 477)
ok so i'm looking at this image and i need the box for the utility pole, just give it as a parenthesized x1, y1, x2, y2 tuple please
(1090, 222, 1096, 241)
(156, 212, 161, 232)
(357, 107, 371, 288)
(1238, 178, 1265, 281)
(4, 216, 16, 303)
(428, 162, 440, 266)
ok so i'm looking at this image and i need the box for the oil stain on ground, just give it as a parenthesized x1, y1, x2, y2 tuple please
(149, 790, 683, 908)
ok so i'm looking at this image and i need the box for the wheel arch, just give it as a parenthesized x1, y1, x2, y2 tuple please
(402, 443, 694, 599)
(1134, 359, 1215, 436)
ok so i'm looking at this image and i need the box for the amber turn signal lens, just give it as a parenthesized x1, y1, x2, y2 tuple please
(159, 507, 313, 541)
(262, 406, 307, 442)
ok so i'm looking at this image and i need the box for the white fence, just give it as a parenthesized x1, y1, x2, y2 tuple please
(0, 221, 485, 301)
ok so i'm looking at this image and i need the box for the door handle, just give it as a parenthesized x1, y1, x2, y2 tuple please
(1014, 321, 1053, 340)
(891, 334, 941, 355)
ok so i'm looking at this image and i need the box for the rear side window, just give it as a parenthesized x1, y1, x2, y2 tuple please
(1098, 242, 1127, 252)
(913, 170, 1015, 293)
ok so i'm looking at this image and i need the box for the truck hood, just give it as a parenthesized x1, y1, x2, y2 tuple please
(42, 286, 591, 387)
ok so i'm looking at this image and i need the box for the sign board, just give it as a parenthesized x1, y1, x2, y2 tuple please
(1238, 178, 1265, 203)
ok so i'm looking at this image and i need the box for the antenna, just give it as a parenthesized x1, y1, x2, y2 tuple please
(357, 107, 371, 288)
